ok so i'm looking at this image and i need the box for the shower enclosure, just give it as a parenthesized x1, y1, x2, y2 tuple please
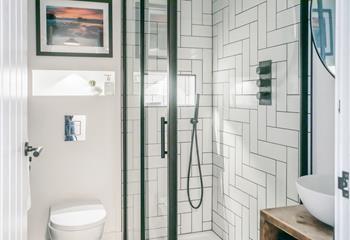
(122, 0, 307, 240)
(123, 0, 179, 239)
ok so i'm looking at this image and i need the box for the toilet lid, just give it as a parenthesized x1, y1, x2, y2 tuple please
(49, 199, 107, 231)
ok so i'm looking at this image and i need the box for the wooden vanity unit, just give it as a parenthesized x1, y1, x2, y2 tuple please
(260, 205, 333, 240)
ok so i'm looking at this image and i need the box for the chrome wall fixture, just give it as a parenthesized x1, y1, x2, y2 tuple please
(256, 60, 272, 105)
(64, 115, 87, 142)
(24, 142, 43, 163)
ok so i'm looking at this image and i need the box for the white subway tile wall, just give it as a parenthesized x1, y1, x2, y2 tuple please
(212, 0, 300, 240)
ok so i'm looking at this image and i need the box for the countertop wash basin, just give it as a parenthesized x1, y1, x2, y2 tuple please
(296, 175, 335, 226)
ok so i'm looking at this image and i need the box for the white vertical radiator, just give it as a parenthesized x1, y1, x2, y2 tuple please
(0, 0, 29, 239)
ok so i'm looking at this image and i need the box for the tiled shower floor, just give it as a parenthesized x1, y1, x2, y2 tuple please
(179, 231, 221, 240)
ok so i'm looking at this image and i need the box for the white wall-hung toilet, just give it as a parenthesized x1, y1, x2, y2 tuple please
(48, 199, 107, 240)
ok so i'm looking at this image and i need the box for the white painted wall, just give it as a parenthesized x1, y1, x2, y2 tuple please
(312, 47, 335, 176)
(27, 0, 122, 239)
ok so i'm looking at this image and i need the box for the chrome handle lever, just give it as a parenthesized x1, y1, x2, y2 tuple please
(25, 142, 43, 162)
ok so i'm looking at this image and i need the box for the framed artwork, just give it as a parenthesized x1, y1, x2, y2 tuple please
(36, 0, 113, 57)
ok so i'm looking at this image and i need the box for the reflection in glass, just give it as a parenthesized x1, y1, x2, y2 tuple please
(311, 0, 336, 75)
(135, 72, 196, 106)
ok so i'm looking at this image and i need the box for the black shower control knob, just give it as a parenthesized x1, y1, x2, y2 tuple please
(256, 92, 262, 100)
(256, 92, 270, 100)
(256, 80, 261, 87)
(256, 79, 271, 87)
(256, 66, 270, 75)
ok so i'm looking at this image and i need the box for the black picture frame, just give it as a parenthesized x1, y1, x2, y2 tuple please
(36, 0, 113, 57)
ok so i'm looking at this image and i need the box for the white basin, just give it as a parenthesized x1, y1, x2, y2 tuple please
(296, 175, 335, 226)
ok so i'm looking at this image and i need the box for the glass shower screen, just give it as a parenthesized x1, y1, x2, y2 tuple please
(124, 0, 177, 240)
(144, 1, 170, 239)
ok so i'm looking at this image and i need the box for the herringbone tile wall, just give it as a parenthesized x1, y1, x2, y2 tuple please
(212, 0, 300, 239)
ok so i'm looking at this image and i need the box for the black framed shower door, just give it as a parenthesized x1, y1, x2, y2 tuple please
(122, 0, 178, 239)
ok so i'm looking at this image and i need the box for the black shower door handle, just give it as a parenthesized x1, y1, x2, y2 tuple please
(161, 117, 168, 158)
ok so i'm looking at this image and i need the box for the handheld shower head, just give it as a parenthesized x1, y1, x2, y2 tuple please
(193, 94, 200, 121)
(187, 94, 204, 209)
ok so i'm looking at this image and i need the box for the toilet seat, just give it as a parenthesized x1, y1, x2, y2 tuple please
(49, 199, 107, 231)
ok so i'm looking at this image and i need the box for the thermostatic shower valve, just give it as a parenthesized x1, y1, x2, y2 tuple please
(256, 60, 272, 105)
